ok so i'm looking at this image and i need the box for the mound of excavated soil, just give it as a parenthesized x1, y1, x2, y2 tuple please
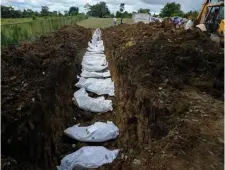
(104, 23, 223, 98)
(102, 23, 224, 170)
(2, 24, 91, 169)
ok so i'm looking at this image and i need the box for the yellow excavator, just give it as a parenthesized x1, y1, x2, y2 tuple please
(195, 0, 224, 46)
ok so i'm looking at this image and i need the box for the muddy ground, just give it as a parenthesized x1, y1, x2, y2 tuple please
(2, 22, 224, 170)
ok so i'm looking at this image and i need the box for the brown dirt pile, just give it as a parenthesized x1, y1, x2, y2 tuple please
(104, 23, 223, 98)
(2, 24, 91, 169)
(102, 23, 224, 170)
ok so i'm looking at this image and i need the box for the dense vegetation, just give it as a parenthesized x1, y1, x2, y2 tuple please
(159, 2, 198, 18)
(84, 2, 198, 19)
(1, 5, 83, 19)
(2, 1, 198, 20)
(1, 15, 87, 45)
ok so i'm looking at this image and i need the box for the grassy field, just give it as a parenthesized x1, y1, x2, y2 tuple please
(1, 17, 132, 45)
(1, 16, 87, 45)
(1, 18, 33, 25)
(1, 17, 64, 25)
(77, 18, 133, 28)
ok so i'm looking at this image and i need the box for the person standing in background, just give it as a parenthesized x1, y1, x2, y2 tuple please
(113, 17, 117, 26)
(121, 17, 123, 24)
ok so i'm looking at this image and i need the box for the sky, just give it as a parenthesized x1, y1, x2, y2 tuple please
(1, 0, 203, 14)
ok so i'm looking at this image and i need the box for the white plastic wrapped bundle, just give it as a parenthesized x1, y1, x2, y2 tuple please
(86, 50, 104, 54)
(92, 34, 98, 47)
(81, 70, 111, 78)
(88, 41, 104, 49)
(73, 88, 113, 112)
(97, 40, 103, 46)
(82, 62, 108, 72)
(75, 77, 114, 96)
(64, 121, 119, 142)
(82, 56, 106, 66)
(84, 53, 106, 58)
(90, 45, 104, 52)
(88, 41, 96, 48)
(87, 47, 104, 53)
(95, 28, 101, 36)
(93, 28, 102, 41)
(57, 146, 119, 170)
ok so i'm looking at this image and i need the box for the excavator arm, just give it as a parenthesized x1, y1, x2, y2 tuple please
(196, 0, 210, 24)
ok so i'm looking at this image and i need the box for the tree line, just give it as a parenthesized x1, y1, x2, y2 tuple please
(1, 5, 82, 18)
(84, 2, 131, 18)
(84, 2, 152, 18)
(159, 2, 199, 20)
(1, 2, 198, 20)
(85, 2, 198, 19)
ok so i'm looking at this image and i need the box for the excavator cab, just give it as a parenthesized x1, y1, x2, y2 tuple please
(204, 5, 224, 33)
(196, 0, 224, 46)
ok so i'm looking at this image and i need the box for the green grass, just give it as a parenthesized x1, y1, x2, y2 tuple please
(1, 16, 80, 25)
(77, 18, 133, 28)
(1, 15, 87, 45)
(1, 18, 33, 25)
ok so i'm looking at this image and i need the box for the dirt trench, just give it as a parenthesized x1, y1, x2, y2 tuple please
(1, 24, 92, 169)
(2, 22, 224, 170)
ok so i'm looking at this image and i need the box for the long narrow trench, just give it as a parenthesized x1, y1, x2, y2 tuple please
(69, 29, 170, 170)
(2, 23, 224, 170)
(61, 26, 224, 170)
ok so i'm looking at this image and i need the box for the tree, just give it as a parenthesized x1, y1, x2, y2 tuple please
(64, 10, 69, 16)
(58, 11, 63, 16)
(120, 3, 125, 12)
(1, 6, 25, 18)
(119, 3, 125, 18)
(69, 6, 79, 16)
(84, 3, 91, 14)
(159, 2, 184, 17)
(138, 8, 150, 14)
(1, 6, 14, 18)
(1, 5, 79, 18)
(184, 10, 199, 20)
(52, 11, 57, 16)
(153, 13, 158, 17)
(116, 11, 122, 18)
(123, 11, 132, 18)
(41, 6, 49, 16)
(116, 10, 132, 18)
(33, 11, 39, 17)
(87, 2, 110, 18)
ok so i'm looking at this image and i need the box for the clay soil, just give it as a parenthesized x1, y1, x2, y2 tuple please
(2, 21, 224, 170)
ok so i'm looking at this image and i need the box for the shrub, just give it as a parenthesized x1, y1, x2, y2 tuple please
(32, 16, 37, 20)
